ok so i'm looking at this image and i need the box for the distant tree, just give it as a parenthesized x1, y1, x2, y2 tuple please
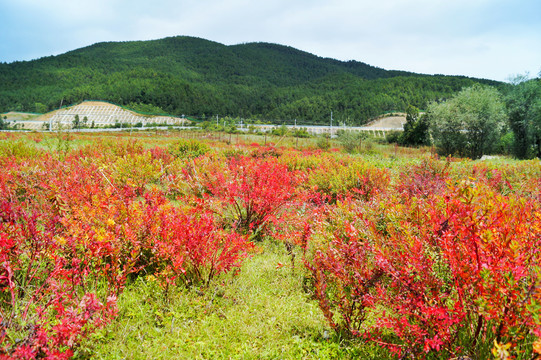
(337, 130, 366, 153)
(0, 116, 6, 130)
(428, 101, 466, 156)
(506, 75, 541, 159)
(385, 130, 402, 144)
(272, 124, 289, 136)
(201, 121, 212, 130)
(405, 104, 419, 123)
(292, 128, 310, 138)
(127, 102, 166, 115)
(35, 102, 48, 114)
(398, 105, 430, 146)
(72, 114, 80, 129)
(428, 85, 506, 159)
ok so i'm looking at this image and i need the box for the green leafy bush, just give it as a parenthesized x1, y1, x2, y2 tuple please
(168, 139, 210, 159)
(337, 130, 366, 153)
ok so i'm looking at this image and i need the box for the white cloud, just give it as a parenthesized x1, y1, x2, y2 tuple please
(1, 0, 539, 80)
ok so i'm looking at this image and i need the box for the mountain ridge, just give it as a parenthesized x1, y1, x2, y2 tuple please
(0, 35, 504, 124)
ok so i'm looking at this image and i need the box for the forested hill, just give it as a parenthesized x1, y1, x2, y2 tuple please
(0, 36, 503, 124)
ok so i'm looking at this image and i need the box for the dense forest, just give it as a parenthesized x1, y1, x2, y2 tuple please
(0, 36, 504, 125)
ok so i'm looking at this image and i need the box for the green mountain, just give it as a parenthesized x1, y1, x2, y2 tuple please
(0, 36, 502, 125)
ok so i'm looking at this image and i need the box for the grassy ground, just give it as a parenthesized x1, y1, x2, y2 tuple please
(75, 240, 385, 359)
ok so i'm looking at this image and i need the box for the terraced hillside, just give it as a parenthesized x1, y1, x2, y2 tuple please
(21, 101, 188, 130)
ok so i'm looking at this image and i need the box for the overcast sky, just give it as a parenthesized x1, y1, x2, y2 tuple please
(1, 0, 540, 82)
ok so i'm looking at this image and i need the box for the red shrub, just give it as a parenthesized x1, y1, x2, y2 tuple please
(0, 202, 118, 358)
(396, 157, 450, 198)
(306, 181, 541, 358)
(203, 156, 301, 239)
(305, 220, 382, 334)
(152, 207, 254, 288)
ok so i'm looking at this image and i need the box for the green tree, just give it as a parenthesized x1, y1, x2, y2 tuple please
(72, 114, 80, 129)
(506, 75, 541, 159)
(428, 85, 506, 159)
(35, 102, 48, 114)
(428, 100, 466, 156)
(398, 105, 430, 146)
(405, 104, 419, 124)
(272, 124, 289, 136)
(337, 130, 366, 153)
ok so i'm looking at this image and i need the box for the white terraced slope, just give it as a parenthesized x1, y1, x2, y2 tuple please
(32, 101, 187, 130)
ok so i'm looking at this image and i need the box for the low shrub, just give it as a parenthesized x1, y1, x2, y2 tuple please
(168, 139, 210, 159)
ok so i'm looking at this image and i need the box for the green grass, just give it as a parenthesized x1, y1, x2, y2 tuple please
(75, 240, 385, 359)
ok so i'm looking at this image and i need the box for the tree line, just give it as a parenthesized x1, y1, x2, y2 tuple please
(393, 74, 541, 159)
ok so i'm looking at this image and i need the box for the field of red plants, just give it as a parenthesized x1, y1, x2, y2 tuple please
(1, 133, 540, 359)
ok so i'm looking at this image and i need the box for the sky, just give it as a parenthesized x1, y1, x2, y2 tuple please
(0, 0, 540, 82)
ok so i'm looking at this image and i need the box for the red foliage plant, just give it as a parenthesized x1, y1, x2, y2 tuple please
(202, 156, 302, 239)
(0, 199, 118, 359)
(0, 151, 254, 358)
(306, 180, 541, 358)
(396, 157, 450, 198)
(151, 205, 254, 288)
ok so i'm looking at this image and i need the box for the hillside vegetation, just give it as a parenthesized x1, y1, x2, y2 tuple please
(0, 36, 502, 125)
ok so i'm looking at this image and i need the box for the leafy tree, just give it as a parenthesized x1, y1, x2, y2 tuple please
(398, 105, 430, 146)
(428, 101, 467, 157)
(385, 130, 402, 144)
(506, 75, 541, 159)
(292, 128, 310, 138)
(72, 114, 80, 129)
(405, 104, 419, 124)
(35, 102, 48, 114)
(428, 85, 507, 159)
(271, 124, 289, 136)
(337, 130, 366, 153)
